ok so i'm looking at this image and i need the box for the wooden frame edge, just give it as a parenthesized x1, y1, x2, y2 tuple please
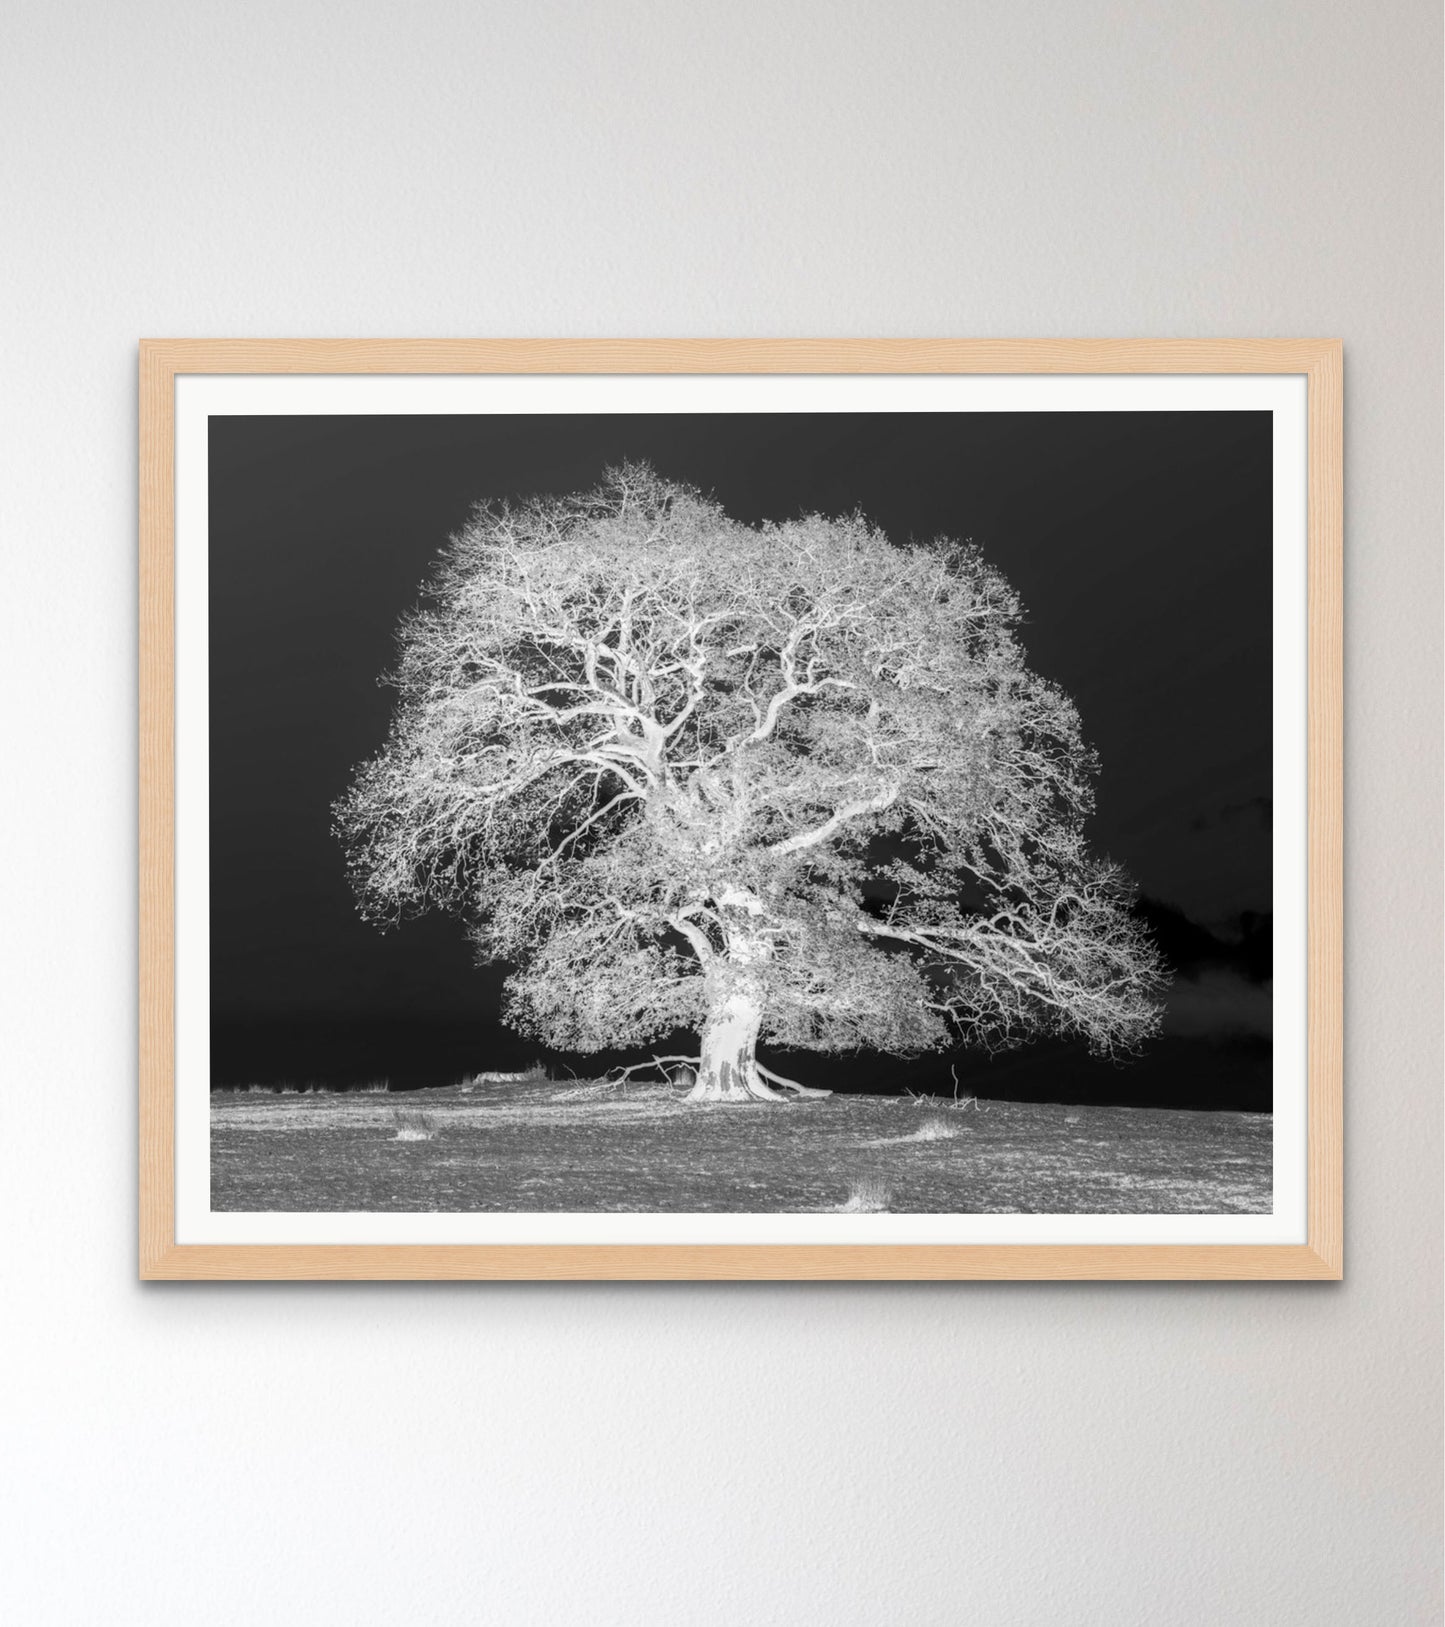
(139, 338, 1343, 1282)
(140, 341, 177, 1280)
(138, 336, 1337, 377)
(139, 1242, 1340, 1281)
(1304, 339, 1343, 1279)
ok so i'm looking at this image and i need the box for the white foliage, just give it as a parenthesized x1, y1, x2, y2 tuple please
(335, 464, 1167, 1069)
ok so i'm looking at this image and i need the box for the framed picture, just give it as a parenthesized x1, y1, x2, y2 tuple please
(140, 339, 1341, 1280)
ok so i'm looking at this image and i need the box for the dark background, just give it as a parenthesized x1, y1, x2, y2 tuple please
(210, 412, 1274, 1108)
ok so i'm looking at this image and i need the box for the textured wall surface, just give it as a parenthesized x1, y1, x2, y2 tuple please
(2, 4, 1439, 1622)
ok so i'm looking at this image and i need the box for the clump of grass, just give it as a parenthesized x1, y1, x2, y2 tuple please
(216, 1078, 395, 1097)
(390, 1108, 437, 1141)
(908, 1116, 963, 1142)
(464, 1064, 550, 1088)
(218, 1080, 322, 1094)
(829, 1176, 892, 1214)
(861, 1114, 968, 1148)
(549, 1080, 623, 1103)
(545, 1079, 680, 1110)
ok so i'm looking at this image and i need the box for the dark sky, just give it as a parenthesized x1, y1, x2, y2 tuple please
(210, 411, 1273, 1078)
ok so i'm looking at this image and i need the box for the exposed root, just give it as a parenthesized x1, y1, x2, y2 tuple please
(684, 1066, 787, 1104)
(607, 1053, 830, 1105)
(755, 1061, 832, 1100)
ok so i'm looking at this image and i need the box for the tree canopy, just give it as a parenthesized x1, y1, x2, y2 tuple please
(335, 463, 1166, 1101)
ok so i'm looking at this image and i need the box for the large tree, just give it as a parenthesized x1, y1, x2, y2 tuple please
(336, 464, 1166, 1102)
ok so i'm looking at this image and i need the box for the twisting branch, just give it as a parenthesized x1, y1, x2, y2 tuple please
(769, 782, 900, 855)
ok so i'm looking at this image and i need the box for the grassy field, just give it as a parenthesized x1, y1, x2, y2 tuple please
(211, 1077, 1271, 1214)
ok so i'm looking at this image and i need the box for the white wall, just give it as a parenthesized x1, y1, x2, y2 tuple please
(2, 4, 1439, 1621)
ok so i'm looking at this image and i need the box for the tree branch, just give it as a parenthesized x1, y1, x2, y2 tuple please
(669, 913, 716, 967)
(769, 783, 900, 854)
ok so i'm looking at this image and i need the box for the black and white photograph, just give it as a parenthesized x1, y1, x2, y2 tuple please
(201, 393, 1287, 1225)
(18, 3, 1445, 1620)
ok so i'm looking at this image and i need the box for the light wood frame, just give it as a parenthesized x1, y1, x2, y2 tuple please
(140, 339, 1342, 1280)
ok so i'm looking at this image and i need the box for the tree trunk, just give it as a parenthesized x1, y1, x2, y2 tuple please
(685, 983, 786, 1102)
